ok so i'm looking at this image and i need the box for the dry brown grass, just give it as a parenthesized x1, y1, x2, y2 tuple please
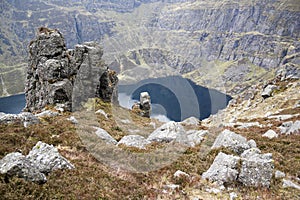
(0, 100, 300, 199)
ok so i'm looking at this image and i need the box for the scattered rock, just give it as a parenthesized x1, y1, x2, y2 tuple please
(275, 170, 285, 179)
(147, 121, 187, 144)
(202, 152, 240, 185)
(230, 192, 238, 200)
(261, 84, 277, 99)
(211, 129, 251, 154)
(68, 116, 78, 124)
(0, 141, 74, 184)
(94, 127, 117, 145)
(282, 179, 300, 190)
(95, 109, 108, 119)
(117, 135, 150, 149)
(26, 141, 75, 174)
(186, 130, 208, 147)
(0, 152, 47, 184)
(0, 112, 39, 127)
(205, 187, 221, 194)
(279, 120, 300, 134)
(262, 130, 278, 139)
(35, 110, 59, 118)
(180, 116, 200, 126)
(174, 170, 190, 179)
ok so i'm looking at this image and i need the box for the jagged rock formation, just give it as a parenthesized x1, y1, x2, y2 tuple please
(132, 92, 151, 118)
(24, 27, 118, 112)
(0, 141, 74, 184)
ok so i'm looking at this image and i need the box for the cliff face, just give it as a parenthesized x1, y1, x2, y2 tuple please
(0, 0, 299, 96)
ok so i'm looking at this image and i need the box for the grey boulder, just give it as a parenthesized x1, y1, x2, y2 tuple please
(211, 129, 254, 154)
(202, 152, 240, 185)
(117, 135, 151, 149)
(147, 121, 187, 144)
(94, 127, 117, 145)
(238, 149, 274, 187)
(27, 141, 75, 174)
(0, 152, 46, 184)
(0, 112, 39, 127)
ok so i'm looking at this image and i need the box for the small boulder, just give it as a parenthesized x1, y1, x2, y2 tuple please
(147, 121, 187, 144)
(262, 130, 278, 139)
(211, 129, 251, 154)
(94, 127, 117, 145)
(261, 84, 277, 99)
(0, 152, 46, 184)
(174, 170, 190, 179)
(180, 116, 200, 126)
(202, 152, 240, 185)
(279, 120, 300, 134)
(35, 110, 59, 118)
(27, 141, 75, 174)
(282, 179, 300, 190)
(95, 109, 108, 119)
(275, 170, 285, 179)
(117, 135, 150, 149)
(186, 130, 208, 147)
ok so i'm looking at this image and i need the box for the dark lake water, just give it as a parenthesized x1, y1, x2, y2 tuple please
(0, 76, 232, 122)
(119, 76, 232, 122)
(0, 93, 26, 114)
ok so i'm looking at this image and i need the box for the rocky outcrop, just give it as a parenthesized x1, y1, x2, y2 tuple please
(132, 92, 151, 118)
(203, 130, 274, 187)
(0, 141, 74, 184)
(261, 84, 277, 99)
(25, 28, 118, 112)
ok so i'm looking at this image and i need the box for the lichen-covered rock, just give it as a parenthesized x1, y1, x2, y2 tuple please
(211, 129, 251, 154)
(0, 152, 47, 184)
(238, 150, 274, 187)
(26, 141, 75, 174)
(202, 152, 240, 185)
(94, 127, 117, 145)
(117, 135, 150, 149)
(147, 121, 187, 144)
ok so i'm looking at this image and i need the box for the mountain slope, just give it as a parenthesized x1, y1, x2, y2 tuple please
(0, 0, 299, 96)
